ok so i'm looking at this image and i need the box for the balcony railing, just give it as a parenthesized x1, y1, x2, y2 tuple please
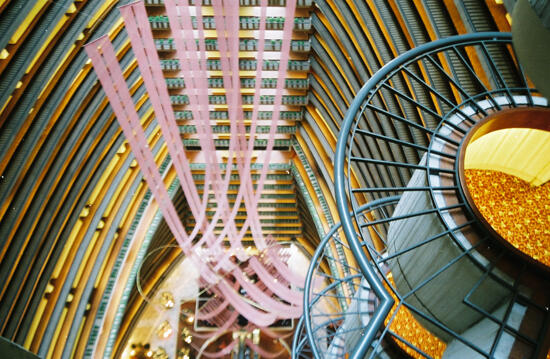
(300, 32, 550, 359)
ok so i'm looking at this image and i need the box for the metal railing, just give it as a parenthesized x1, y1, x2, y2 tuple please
(292, 317, 313, 359)
(296, 197, 400, 359)
(304, 32, 550, 359)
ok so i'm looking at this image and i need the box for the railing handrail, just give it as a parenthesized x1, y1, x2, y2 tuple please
(333, 32, 513, 359)
(303, 197, 400, 358)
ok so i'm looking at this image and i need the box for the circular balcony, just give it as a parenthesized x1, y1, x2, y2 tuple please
(299, 197, 400, 358)
(292, 317, 313, 359)
(322, 32, 550, 358)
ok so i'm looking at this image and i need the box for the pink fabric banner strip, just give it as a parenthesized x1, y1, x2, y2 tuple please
(119, 2, 216, 258)
(216, 278, 277, 327)
(262, 237, 305, 286)
(200, 0, 246, 262)
(199, 266, 284, 327)
(237, 0, 269, 241)
(196, 297, 230, 320)
(223, 0, 266, 245)
(208, 0, 254, 254)
(204, 0, 247, 269)
(199, 339, 237, 359)
(119, 2, 204, 221)
(172, 0, 258, 273)
(207, 0, 303, 316)
(251, 0, 298, 242)
(84, 36, 191, 254)
(178, 0, 228, 226)
(190, 310, 238, 342)
(248, 256, 302, 306)
(119, 2, 212, 251)
(165, 0, 242, 258)
(190, 0, 236, 253)
(123, 4, 241, 278)
(195, 263, 291, 327)
(196, 279, 239, 321)
(244, 0, 303, 292)
(119, 2, 222, 264)
(261, 256, 305, 288)
(219, 0, 298, 254)
(233, 268, 302, 318)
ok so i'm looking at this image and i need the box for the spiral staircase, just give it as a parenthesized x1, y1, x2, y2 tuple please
(295, 32, 550, 359)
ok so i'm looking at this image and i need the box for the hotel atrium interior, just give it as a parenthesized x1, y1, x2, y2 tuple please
(0, 0, 549, 358)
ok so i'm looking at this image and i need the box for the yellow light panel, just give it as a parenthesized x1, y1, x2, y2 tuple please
(9, 0, 48, 44)
(67, 3, 77, 14)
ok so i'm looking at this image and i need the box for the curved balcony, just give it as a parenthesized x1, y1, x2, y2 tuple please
(297, 197, 399, 359)
(302, 32, 550, 358)
(292, 317, 313, 359)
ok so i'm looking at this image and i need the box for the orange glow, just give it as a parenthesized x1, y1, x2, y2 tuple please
(465, 169, 550, 267)
(385, 275, 446, 358)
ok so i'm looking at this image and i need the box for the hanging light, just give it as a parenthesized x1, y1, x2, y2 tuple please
(159, 291, 175, 309)
(156, 321, 173, 339)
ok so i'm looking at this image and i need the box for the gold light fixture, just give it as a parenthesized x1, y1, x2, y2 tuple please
(129, 343, 152, 358)
(159, 291, 175, 309)
(181, 308, 194, 323)
(181, 327, 193, 344)
(156, 320, 173, 339)
(177, 347, 190, 359)
(152, 347, 169, 359)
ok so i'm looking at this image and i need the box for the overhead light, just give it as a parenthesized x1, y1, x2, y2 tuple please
(97, 219, 105, 230)
(159, 291, 175, 309)
(156, 320, 173, 339)
(67, 3, 77, 14)
(152, 347, 169, 359)
(79, 206, 90, 218)
(117, 143, 127, 155)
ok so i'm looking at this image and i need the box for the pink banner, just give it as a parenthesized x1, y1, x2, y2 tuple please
(119, 2, 204, 220)
(248, 256, 302, 306)
(84, 36, 192, 255)
(199, 340, 237, 359)
(86, 0, 304, 334)
(165, 0, 243, 259)
(233, 268, 302, 318)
